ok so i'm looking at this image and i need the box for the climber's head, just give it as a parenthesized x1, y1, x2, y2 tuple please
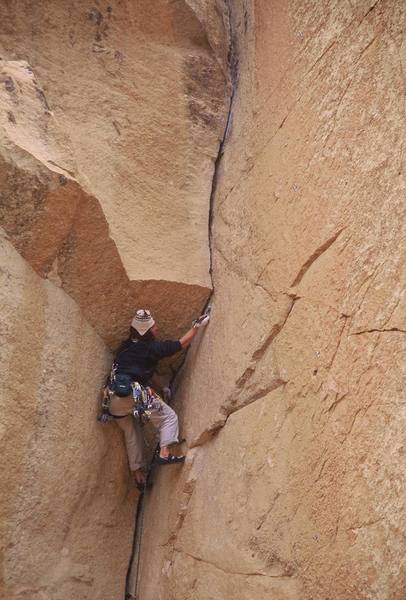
(131, 309, 156, 338)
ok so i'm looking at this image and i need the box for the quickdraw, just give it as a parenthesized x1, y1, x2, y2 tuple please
(130, 382, 159, 424)
(98, 386, 115, 423)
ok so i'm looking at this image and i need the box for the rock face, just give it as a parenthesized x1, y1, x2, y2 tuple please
(0, 2, 230, 599)
(0, 232, 134, 600)
(0, 0, 230, 348)
(1, 1, 405, 599)
(137, 1, 406, 599)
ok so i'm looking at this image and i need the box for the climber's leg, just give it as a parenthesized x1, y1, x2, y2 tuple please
(115, 415, 146, 485)
(149, 400, 185, 463)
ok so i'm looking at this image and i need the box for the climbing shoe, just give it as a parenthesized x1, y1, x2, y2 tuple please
(155, 453, 185, 465)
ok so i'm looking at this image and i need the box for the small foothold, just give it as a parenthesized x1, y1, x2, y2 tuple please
(59, 175, 67, 186)
(7, 111, 16, 124)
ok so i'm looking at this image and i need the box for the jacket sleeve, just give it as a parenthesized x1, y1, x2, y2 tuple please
(151, 340, 182, 359)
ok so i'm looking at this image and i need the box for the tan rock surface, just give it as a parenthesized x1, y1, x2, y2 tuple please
(0, 0, 230, 347)
(0, 2, 231, 599)
(137, 1, 406, 599)
(0, 232, 135, 600)
(1, 0, 405, 598)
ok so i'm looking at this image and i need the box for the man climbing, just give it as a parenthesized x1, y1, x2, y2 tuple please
(107, 308, 209, 490)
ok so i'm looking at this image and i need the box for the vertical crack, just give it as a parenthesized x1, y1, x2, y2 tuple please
(124, 4, 237, 598)
(208, 0, 238, 285)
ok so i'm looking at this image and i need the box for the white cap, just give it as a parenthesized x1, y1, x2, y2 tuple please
(131, 309, 155, 336)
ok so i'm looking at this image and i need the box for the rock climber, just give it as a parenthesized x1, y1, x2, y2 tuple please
(107, 308, 209, 490)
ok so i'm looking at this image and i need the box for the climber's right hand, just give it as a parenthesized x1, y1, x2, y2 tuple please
(193, 314, 210, 328)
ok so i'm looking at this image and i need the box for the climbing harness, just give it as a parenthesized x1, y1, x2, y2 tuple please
(98, 363, 159, 425)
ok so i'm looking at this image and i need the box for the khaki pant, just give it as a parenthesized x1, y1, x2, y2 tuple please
(109, 393, 179, 471)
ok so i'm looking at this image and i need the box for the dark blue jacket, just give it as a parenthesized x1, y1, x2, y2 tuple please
(114, 337, 181, 385)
